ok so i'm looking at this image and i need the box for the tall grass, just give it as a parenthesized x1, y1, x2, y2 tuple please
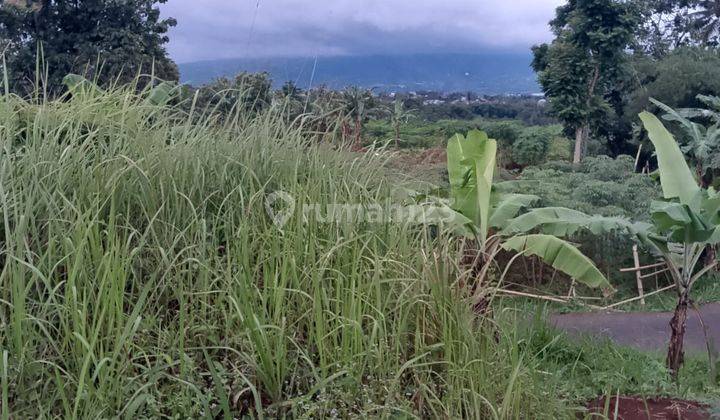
(0, 84, 569, 418)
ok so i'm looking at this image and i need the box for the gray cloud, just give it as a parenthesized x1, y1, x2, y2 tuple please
(161, 0, 564, 63)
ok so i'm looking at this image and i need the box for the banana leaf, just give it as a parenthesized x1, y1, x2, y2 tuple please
(447, 129, 496, 241)
(639, 111, 700, 207)
(503, 234, 611, 289)
(489, 193, 539, 230)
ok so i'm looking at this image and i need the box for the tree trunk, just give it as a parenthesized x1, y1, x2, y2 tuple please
(394, 124, 400, 148)
(573, 64, 599, 165)
(573, 126, 585, 165)
(354, 117, 362, 149)
(341, 121, 351, 142)
(667, 290, 690, 380)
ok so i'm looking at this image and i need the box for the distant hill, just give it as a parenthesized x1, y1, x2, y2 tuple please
(178, 53, 540, 95)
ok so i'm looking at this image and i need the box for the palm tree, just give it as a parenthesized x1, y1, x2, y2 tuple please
(689, 0, 720, 44)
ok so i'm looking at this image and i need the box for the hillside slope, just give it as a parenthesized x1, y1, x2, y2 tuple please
(179, 53, 540, 94)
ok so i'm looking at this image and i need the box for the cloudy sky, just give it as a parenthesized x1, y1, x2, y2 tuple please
(161, 0, 565, 64)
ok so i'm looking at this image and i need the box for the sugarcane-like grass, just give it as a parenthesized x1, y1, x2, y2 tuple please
(0, 84, 568, 418)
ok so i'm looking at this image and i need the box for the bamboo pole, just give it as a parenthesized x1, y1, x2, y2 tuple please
(602, 284, 676, 310)
(640, 268, 670, 279)
(632, 245, 646, 306)
(619, 262, 665, 273)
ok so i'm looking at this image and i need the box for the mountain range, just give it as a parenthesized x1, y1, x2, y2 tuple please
(178, 53, 540, 95)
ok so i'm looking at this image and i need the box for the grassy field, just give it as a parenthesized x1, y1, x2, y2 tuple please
(1, 86, 718, 418)
(0, 86, 571, 418)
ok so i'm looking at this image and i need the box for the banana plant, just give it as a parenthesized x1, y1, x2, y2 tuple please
(651, 97, 720, 186)
(504, 113, 720, 380)
(444, 130, 611, 309)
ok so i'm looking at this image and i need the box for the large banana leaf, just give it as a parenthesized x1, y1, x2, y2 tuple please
(639, 112, 700, 206)
(503, 207, 637, 237)
(652, 98, 720, 166)
(503, 234, 611, 289)
(489, 193, 539, 230)
(650, 200, 716, 243)
(447, 130, 497, 241)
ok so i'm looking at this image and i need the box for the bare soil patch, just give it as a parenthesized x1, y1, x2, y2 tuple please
(586, 396, 710, 419)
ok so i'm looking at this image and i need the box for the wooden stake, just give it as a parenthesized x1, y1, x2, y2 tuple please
(632, 245, 646, 306)
(634, 144, 643, 171)
(567, 279, 577, 298)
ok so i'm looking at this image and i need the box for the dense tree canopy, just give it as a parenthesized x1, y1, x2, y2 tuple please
(532, 0, 640, 163)
(625, 47, 720, 119)
(635, 0, 720, 54)
(0, 0, 177, 94)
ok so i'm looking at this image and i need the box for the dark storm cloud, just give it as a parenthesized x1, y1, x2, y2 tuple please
(161, 0, 565, 63)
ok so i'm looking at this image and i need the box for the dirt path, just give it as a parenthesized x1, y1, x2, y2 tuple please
(550, 303, 720, 355)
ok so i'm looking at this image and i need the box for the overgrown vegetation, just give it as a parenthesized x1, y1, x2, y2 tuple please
(3, 0, 720, 416)
(0, 80, 588, 418)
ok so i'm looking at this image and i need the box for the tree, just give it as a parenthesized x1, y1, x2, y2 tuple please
(689, 0, 720, 44)
(532, 0, 639, 164)
(0, 0, 178, 95)
(633, 0, 696, 56)
(634, 0, 720, 51)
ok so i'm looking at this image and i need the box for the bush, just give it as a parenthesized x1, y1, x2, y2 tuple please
(546, 136, 572, 161)
(511, 125, 564, 167)
(480, 120, 525, 146)
(518, 155, 656, 219)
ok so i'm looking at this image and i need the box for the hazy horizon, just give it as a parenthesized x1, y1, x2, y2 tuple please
(160, 0, 564, 63)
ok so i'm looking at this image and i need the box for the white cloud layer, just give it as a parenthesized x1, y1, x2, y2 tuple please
(161, 0, 565, 63)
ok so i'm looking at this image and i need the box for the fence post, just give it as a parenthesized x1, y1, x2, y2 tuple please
(633, 245, 645, 306)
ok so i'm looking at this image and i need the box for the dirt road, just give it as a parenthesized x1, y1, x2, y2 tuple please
(550, 303, 720, 355)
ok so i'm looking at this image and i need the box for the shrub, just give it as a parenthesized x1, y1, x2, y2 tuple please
(546, 136, 573, 161)
(511, 126, 563, 167)
(480, 120, 525, 146)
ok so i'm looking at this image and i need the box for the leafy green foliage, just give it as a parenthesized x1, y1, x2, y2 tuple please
(513, 113, 720, 377)
(625, 47, 720, 127)
(504, 155, 660, 285)
(445, 129, 610, 289)
(0, 0, 178, 94)
(649, 96, 720, 186)
(511, 125, 567, 167)
(0, 83, 581, 418)
(503, 234, 610, 288)
(532, 0, 639, 162)
(513, 155, 660, 218)
(192, 72, 273, 116)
